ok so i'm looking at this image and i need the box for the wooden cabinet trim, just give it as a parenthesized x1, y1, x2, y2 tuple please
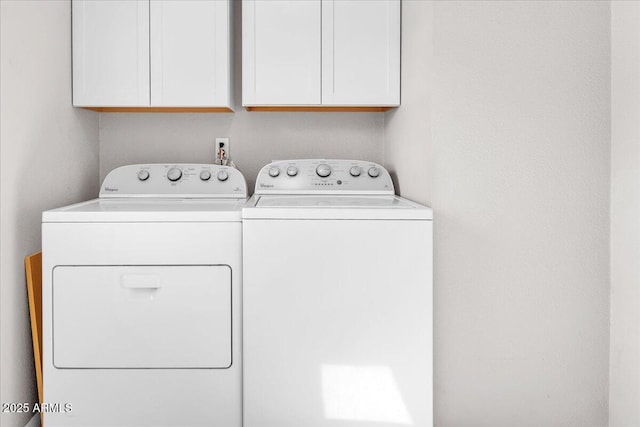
(81, 107, 234, 113)
(244, 106, 391, 112)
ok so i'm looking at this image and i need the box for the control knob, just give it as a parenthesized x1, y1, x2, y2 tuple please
(349, 166, 362, 177)
(316, 164, 332, 178)
(200, 170, 211, 181)
(268, 167, 280, 178)
(137, 170, 150, 181)
(217, 170, 229, 182)
(287, 166, 298, 177)
(167, 167, 182, 182)
(367, 167, 380, 178)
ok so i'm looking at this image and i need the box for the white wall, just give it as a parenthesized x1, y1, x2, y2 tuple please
(384, 0, 433, 205)
(0, 2, 100, 427)
(609, 2, 640, 426)
(99, 0, 384, 189)
(386, 1, 611, 425)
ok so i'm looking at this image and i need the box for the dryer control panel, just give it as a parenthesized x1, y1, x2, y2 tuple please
(100, 164, 248, 198)
(255, 159, 395, 195)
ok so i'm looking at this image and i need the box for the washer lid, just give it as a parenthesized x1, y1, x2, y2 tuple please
(43, 198, 248, 222)
(243, 195, 433, 220)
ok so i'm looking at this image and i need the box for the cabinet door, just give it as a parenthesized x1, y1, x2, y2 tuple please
(150, 0, 231, 108)
(72, 0, 150, 107)
(243, 0, 321, 106)
(321, 0, 400, 106)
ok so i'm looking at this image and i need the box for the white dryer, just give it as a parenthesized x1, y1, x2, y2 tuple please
(42, 164, 247, 427)
(243, 159, 433, 427)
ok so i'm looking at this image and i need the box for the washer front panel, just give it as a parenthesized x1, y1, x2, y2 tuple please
(243, 218, 433, 427)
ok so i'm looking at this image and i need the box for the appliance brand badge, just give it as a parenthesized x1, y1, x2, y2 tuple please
(104, 187, 119, 192)
(260, 183, 274, 188)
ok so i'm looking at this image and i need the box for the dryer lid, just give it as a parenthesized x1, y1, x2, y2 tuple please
(43, 198, 248, 222)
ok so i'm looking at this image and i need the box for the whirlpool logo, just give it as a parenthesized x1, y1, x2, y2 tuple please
(260, 183, 274, 188)
(103, 187, 119, 192)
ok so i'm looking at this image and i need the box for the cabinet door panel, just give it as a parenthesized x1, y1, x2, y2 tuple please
(53, 265, 231, 368)
(72, 0, 149, 107)
(150, 0, 231, 107)
(243, 0, 321, 106)
(321, 0, 400, 106)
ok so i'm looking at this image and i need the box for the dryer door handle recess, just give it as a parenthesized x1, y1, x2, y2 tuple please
(121, 274, 161, 289)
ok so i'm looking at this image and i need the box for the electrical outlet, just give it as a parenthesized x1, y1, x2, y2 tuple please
(215, 137, 230, 164)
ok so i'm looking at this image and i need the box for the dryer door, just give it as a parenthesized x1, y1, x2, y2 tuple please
(52, 265, 231, 368)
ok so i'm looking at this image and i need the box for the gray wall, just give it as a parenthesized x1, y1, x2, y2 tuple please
(99, 0, 384, 190)
(610, 2, 640, 426)
(98, 111, 384, 192)
(384, 0, 433, 205)
(386, 1, 611, 426)
(0, 1, 100, 426)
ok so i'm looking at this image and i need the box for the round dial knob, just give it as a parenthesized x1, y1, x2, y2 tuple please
(200, 170, 211, 181)
(287, 166, 298, 177)
(268, 167, 280, 177)
(367, 167, 380, 178)
(316, 164, 332, 178)
(167, 167, 182, 182)
(349, 166, 362, 177)
(217, 170, 229, 182)
(137, 170, 150, 181)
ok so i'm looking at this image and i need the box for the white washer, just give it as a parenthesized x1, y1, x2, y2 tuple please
(42, 164, 247, 427)
(243, 159, 433, 427)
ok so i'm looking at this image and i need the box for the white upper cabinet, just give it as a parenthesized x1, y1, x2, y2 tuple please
(242, 0, 321, 106)
(321, 0, 400, 106)
(72, 1, 150, 107)
(242, 0, 400, 109)
(150, 1, 231, 107)
(73, 0, 232, 110)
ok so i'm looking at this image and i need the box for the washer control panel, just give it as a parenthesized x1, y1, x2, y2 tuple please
(255, 159, 395, 195)
(99, 164, 248, 198)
